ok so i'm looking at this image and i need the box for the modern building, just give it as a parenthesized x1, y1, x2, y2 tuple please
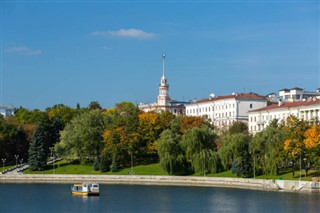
(0, 105, 15, 117)
(248, 98, 320, 134)
(278, 87, 320, 102)
(139, 55, 188, 115)
(185, 93, 267, 128)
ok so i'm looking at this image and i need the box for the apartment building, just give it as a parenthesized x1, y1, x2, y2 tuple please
(249, 98, 320, 134)
(186, 93, 267, 128)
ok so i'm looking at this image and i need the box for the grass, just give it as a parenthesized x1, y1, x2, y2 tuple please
(256, 169, 319, 181)
(1, 164, 15, 172)
(24, 160, 167, 176)
(24, 161, 319, 181)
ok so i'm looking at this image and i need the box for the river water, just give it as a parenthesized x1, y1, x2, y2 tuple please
(0, 183, 319, 213)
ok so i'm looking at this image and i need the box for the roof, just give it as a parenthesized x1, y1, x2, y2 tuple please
(194, 93, 266, 104)
(250, 99, 320, 112)
(290, 87, 303, 91)
(279, 87, 303, 92)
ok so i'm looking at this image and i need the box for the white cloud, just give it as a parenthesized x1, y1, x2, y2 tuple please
(91, 28, 156, 40)
(6, 46, 42, 55)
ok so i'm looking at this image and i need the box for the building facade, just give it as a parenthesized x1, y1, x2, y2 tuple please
(278, 87, 320, 102)
(0, 105, 15, 117)
(139, 55, 188, 115)
(185, 93, 267, 128)
(248, 98, 320, 134)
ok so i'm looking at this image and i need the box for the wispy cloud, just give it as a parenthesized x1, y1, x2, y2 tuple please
(91, 28, 156, 40)
(6, 46, 42, 55)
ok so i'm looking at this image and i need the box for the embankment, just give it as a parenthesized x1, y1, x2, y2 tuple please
(1, 174, 320, 193)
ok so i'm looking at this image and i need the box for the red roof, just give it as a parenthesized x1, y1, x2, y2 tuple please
(195, 93, 266, 103)
(251, 99, 320, 112)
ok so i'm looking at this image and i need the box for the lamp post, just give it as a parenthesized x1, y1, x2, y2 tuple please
(2, 158, 6, 173)
(253, 154, 256, 179)
(130, 152, 133, 175)
(203, 150, 206, 177)
(49, 147, 54, 174)
(14, 155, 19, 167)
(299, 150, 302, 182)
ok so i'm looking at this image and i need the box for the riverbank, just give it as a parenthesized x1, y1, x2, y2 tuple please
(1, 174, 319, 193)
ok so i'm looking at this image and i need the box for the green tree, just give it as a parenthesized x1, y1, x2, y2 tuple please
(46, 104, 78, 126)
(88, 101, 102, 110)
(14, 107, 48, 125)
(157, 130, 188, 175)
(219, 133, 252, 177)
(228, 121, 248, 135)
(28, 125, 48, 171)
(56, 110, 106, 164)
(251, 126, 288, 176)
(181, 128, 218, 174)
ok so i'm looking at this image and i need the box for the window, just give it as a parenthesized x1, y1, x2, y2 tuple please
(250, 103, 253, 109)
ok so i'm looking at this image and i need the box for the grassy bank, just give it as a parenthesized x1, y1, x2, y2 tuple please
(24, 160, 318, 181)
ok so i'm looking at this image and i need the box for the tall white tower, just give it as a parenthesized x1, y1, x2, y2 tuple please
(157, 54, 171, 106)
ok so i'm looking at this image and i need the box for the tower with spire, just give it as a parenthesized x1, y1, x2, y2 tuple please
(139, 54, 188, 115)
(157, 54, 171, 106)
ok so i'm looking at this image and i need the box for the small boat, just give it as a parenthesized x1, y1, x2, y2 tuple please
(71, 182, 100, 196)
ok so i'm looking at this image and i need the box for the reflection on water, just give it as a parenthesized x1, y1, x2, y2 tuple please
(1, 183, 319, 213)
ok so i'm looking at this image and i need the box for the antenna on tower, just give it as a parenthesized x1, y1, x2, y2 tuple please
(162, 54, 166, 77)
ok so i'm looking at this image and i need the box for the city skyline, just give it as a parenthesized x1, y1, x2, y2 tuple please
(1, 1, 319, 110)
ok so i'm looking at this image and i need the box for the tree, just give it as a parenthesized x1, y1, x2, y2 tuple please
(228, 121, 248, 135)
(102, 102, 142, 169)
(283, 115, 310, 177)
(13, 107, 48, 125)
(180, 116, 211, 133)
(181, 128, 218, 174)
(0, 119, 29, 164)
(28, 125, 48, 171)
(56, 110, 106, 164)
(157, 130, 188, 175)
(251, 126, 288, 176)
(219, 133, 252, 177)
(138, 112, 162, 153)
(88, 101, 102, 110)
(46, 104, 78, 126)
(304, 125, 320, 174)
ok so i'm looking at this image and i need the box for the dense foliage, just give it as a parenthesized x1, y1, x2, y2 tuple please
(1, 101, 319, 178)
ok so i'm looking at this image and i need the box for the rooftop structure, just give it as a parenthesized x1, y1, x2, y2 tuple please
(139, 54, 188, 115)
(278, 87, 320, 102)
(0, 105, 15, 117)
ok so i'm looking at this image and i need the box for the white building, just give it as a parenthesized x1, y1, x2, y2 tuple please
(186, 93, 267, 128)
(0, 105, 15, 117)
(139, 54, 188, 115)
(249, 98, 320, 134)
(278, 87, 320, 102)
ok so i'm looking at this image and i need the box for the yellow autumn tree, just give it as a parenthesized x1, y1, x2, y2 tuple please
(284, 139, 303, 157)
(304, 125, 320, 149)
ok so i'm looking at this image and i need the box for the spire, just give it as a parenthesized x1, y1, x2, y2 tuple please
(162, 54, 166, 77)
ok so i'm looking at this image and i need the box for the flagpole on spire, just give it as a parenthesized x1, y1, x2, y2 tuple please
(162, 54, 166, 77)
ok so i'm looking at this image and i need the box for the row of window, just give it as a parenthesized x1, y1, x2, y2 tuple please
(186, 103, 256, 115)
(187, 109, 236, 118)
(186, 103, 237, 114)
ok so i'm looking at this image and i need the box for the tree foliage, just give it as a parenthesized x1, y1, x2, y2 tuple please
(56, 110, 106, 164)
(157, 130, 187, 175)
(181, 128, 218, 174)
(251, 126, 288, 175)
(28, 125, 48, 171)
(219, 133, 252, 177)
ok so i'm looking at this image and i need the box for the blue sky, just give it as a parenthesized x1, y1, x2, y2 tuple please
(1, 1, 319, 110)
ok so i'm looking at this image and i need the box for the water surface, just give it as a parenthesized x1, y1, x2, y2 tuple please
(1, 183, 319, 213)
